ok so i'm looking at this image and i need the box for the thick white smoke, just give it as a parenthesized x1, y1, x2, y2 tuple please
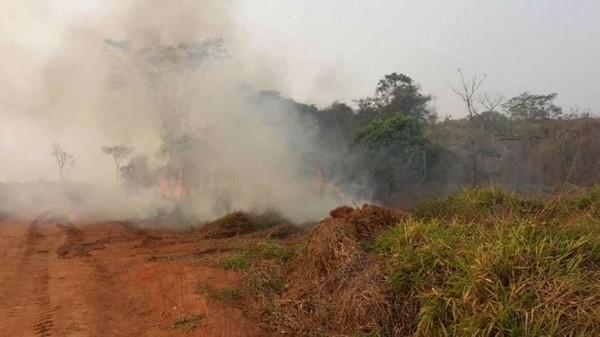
(0, 0, 361, 222)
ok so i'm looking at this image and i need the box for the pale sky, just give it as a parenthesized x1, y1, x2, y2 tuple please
(1, 0, 599, 117)
(234, 0, 600, 116)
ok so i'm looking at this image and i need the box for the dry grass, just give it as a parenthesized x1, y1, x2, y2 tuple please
(234, 204, 404, 336)
(229, 188, 600, 336)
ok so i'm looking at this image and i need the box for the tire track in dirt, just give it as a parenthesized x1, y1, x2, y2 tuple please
(1, 217, 280, 337)
(54, 220, 148, 336)
(26, 219, 55, 337)
(54, 221, 114, 336)
(0, 220, 25, 307)
(0, 217, 58, 336)
(56, 221, 86, 258)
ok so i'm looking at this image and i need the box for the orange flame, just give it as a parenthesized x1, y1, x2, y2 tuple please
(315, 166, 345, 201)
(157, 170, 186, 200)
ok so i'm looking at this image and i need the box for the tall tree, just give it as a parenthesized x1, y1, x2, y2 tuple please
(102, 145, 133, 182)
(352, 113, 442, 202)
(105, 38, 227, 198)
(374, 72, 435, 122)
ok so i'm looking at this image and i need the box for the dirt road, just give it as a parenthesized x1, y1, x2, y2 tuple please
(0, 212, 274, 337)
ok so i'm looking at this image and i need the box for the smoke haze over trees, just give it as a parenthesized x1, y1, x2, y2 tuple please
(0, 1, 598, 221)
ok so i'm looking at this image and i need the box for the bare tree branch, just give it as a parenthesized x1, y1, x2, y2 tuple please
(449, 68, 487, 119)
(52, 143, 74, 179)
(478, 93, 505, 112)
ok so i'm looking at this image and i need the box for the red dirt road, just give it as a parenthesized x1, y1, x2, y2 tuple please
(0, 213, 275, 337)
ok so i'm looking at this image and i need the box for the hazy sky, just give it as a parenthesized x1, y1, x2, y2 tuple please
(235, 0, 600, 116)
(1, 0, 598, 118)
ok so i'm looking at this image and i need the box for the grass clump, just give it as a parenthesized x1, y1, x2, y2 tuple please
(376, 215, 600, 336)
(173, 313, 203, 332)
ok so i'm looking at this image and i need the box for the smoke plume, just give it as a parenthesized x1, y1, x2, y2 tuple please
(0, 0, 362, 222)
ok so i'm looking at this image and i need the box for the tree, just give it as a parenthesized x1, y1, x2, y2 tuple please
(354, 114, 420, 147)
(51, 143, 74, 179)
(339, 73, 443, 202)
(104, 38, 227, 198)
(374, 72, 435, 122)
(450, 69, 487, 121)
(450, 69, 488, 185)
(352, 113, 440, 202)
(503, 92, 562, 121)
(353, 73, 436, 129)
(120, 155, 153, 190)
(311, 102, 356, 145)
(104, 38, 227, 138)
(102, 145, 133, 182)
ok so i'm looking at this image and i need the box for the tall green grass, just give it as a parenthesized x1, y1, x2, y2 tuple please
(376, 187, 600, 336)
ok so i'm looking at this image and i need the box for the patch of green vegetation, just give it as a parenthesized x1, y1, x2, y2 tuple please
(223, 252, 251, 270)
(223, 241, 302, 299)
(223, 241, 300, 270)
(173, 313, 203, 332)
(376, 205, 600, 336)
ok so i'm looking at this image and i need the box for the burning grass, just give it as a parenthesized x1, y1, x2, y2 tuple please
(230, 187, 600, 336)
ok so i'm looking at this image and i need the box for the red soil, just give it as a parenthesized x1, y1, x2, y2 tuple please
(0, 213, 280, 337)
